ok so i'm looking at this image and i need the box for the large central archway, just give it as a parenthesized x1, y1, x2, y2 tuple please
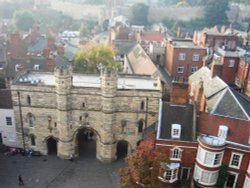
(75, 127, 97, 158)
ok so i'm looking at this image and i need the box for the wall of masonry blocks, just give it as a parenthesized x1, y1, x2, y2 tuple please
(11, 70, 161, 162)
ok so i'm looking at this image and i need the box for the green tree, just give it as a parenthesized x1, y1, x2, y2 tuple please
(14, 11, 35, 31)
(73, 43, 119, 73)
(119, 133, 169, 188)
(131, 3, 149, 25)
(216, 164, 229, 188)
(204, 0, 229, 27)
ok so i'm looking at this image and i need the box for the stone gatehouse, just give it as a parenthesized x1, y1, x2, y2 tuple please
(10, 65, 161, 162)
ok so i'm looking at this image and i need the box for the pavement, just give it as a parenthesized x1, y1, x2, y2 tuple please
(0, 144, 124, 188)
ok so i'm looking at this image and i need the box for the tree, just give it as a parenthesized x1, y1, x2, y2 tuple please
(204, 0, 229, 27)
(131, 3, 149, 25)
(73, 43, 119, 73)
(119, 133, 168, 188)
(14, 11, 35, 31)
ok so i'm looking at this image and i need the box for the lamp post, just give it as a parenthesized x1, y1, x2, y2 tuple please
(17, 91, 26, 153)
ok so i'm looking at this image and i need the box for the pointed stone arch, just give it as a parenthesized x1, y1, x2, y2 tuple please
(116, 140, 132, 160)
(45, 136, 58, 155)
(73, 126, 101, 158)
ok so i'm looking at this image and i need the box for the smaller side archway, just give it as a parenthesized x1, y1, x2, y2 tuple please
(116, 140, 129, 160)
(46, 136, 58, 155)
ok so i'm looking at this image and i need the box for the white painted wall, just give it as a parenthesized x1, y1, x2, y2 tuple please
(0, 109, 17, 147)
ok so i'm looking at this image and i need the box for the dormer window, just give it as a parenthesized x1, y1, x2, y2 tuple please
(228, 59, 235, 67)
(218, 125, 228, 139)
(33, 64, 40, 70)
(171, 124, 181, 139)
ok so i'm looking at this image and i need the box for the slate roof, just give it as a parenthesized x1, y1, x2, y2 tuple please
(126, 44, 157, 75)
(5, 57, 49, 79)
(0, 89, 12, 109)
(0, 43, 6, 63)
(55, 55, 71, 66)
(211, 87, 250, 120)
(28, 37, 48, 53)
(158, 102, 195, 141)
(189, 67, 250, 120)
(113, 40, 136, 56)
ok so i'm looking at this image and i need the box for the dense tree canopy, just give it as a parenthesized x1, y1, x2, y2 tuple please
(131, 3, 149, 25)
(204, 0, 229, 27)
(119, 134, 168, 188)
(73, 43, 119, 73)
(14, 11, 35, 31)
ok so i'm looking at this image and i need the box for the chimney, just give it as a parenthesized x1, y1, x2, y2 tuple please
(57, 45, 64, 56)
(47, 37, 55, 50)
(46, 58, 55, 72)
(211, 62, 222, 78)
(43, 48, 50, 58)
(170, 80, 189, 105)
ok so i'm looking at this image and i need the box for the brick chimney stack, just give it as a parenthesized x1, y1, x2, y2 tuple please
(170, 80, 189, 105)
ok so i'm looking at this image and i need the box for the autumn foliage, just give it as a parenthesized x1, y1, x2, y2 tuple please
(119, 133, 168, 188)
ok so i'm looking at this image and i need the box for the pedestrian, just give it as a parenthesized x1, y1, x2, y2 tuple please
(69, 154, 74, 162)
(18, 175, 24, 186)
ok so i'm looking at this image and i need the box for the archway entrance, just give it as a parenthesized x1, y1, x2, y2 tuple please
(76, 128, 96, 158)
(116, 140, 128, 159)
(47, 137, 57, 155)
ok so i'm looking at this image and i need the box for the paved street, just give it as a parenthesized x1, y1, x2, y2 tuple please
(0, 145, 123, 188)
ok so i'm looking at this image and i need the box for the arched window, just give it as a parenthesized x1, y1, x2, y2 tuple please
(79, 116, 82, 121)
(30, 135, 36, 146)
(27, 113, 35, 127)
(27, 95, 31, 105)
(138, 120, 144, 133)
(140, 101, 145, 110)
(82, 102, 85, 108)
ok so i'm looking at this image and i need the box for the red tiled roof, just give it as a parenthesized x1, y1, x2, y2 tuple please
(140, 31, 164, 42)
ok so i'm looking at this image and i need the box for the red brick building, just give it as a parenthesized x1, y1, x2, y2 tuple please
(164, 39, 206, 80)
(156, 81, 198, 186)
(189, 67, 250, 188)
(155, 67, 250, 187)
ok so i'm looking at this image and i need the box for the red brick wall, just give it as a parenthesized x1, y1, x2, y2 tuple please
(156, 140, 198, 168)
(222, 147, 250, 188)
(165, 42, 206, 79)
(221, 56, 239, 84)
(198, 113, 250, 146)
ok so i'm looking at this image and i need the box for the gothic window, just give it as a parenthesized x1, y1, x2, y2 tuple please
(27, 95, 31, 105)
(82, 102, 85, 108)
(138, 120, 144, 133)
(79, 116, 82, 121)
(140, 101, 145, 110)
(30, 135, 36, 146)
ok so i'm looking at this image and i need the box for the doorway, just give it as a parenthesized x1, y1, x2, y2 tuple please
(47, 137, 57, 155)
(77, 128, 96, 158)
(116, 140, 128, 159)
(181, 167, 190, 180)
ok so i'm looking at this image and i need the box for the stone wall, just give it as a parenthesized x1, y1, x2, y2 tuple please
(11, 72, 161, 162)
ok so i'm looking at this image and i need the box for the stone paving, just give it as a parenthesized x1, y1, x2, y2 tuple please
(0, 144, 124, 188)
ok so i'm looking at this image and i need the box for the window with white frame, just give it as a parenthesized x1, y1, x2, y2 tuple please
(213, 153, 222, 165)
(162, 168, 178, 183)
(194, 165, 219, 186)
(33, 64, 40, 70)
(192, 53, 200, 61)
(6, 117, 12, 126)
(191, 66, 198, 73)
(228, 59, 235, 67)
(218, 125, 228, 139)
(178, 53, 186, 60)
(226, 172, 238, 188)
(229, 153, 243, 169)
(171, 124, 181, 139)
(170, 148, 183, 160)
(177, 66, 184, 73)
